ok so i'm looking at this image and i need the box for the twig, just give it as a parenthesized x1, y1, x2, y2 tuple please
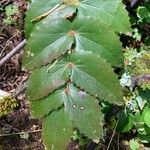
(106, 121, 118, 150)
(13, 82, 27, 98)
(117, 133, 120, 150)
(0, 39, 26, 67)
(0, 0, 11, 8)
(114, 138, 126, 150)
(131, 74, 150, 89)
(130, 0, 138, 8)
(0, 129, 42, 137)
(0, 35, 15, 57)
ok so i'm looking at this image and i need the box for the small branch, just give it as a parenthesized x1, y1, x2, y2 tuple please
(117, 133, 120, 150)
(0, 39, 26, 67)
(131, 74, 150, 88)
(13, 82, 27, 98)
(130, 0, 138, 8)
(0, 129, 42, 137)
(0, 0, 11, 8)
(0, 121, 20, 132)
(106, 121, 118, 150)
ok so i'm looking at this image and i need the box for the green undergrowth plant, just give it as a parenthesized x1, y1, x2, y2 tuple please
(134, 2, 150, 46)
(23, 0, 131, 149)
(117, 37, 150, 144)
(137, 3, 150, 24)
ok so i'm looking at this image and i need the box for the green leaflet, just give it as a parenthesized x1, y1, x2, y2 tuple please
(64, 85, 103, 140)
(71, 18, 123, 66)
(76, 0, 131, 32)
(26, 60, 70, 100)
(24, 0, 131, 149)
(23, 19, 74, 70)
(31, 90, 65, 118)
(25, 0, 60, 37)
(42, 109, 73, 150)
(24, 35, 74, 70)
(143, 108, 150, 128)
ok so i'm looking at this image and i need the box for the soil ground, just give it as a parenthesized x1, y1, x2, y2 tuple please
(0, 0, 45, 149)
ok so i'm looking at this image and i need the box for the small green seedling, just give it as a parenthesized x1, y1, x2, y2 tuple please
(3, 4, 18, 25)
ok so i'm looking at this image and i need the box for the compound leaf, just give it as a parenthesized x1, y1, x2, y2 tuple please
(23, 0, 131, 149)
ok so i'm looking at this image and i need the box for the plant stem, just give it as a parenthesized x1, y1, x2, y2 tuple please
(0, 129, 42, 137)
(106, 121, 118, 150)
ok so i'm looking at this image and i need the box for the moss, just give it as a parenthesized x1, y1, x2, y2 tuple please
(0, 96, 18, 117)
